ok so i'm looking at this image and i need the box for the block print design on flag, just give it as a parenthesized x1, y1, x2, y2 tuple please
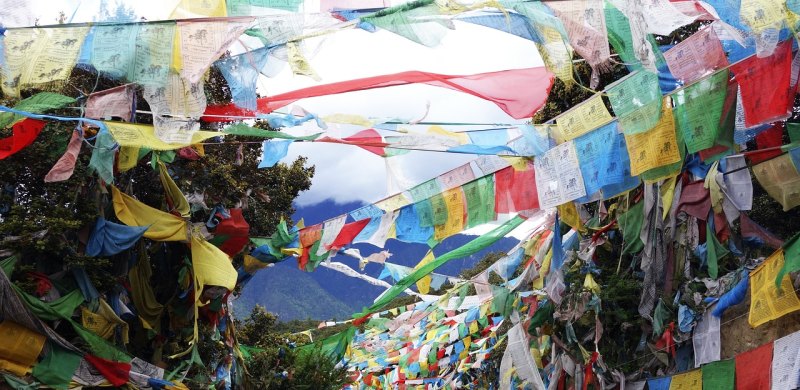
(607, 71, 662, 135)
(1, 26, 88, 97)
(748, 250, 800, 327)
(624, 99, 681, 177)
(752, 154, 800, 212)
(534, 140, 586, 209)
(673, 70, 729, 154)
(663, 25, 729, 84)
(731, 40, 793, 128)
(434, 187, 466, 241)
(556, 93, 612, 140)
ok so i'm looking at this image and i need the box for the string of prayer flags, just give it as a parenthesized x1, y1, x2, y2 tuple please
(749, 250, 800, 327)
(0, 119, 46, 160)
(752, 153, 800, 212)
(556, 94, 613, 140)
(111, 186, 188, 242)
(730, 40, 793, 128)
(203, 67, 555, 120)
(663, 25, 729, 84)
(607, 71, 662, 135)
(534, 141, 586, 209)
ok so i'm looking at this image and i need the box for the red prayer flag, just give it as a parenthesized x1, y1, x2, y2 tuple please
(327, 218, 371, 250)
(735, 342, 773, 390)
(203, 67, 554, 121)
(0, 119, 47, 160)
(676, 180, 711, 221)
(731, 40, 793, 128)
(494, 164, 539, 214)
(85, 354, 131, 387)
(214, 208, 250, 257)
(747, 123, 784, 164)
(317, 129, 387, 156)
(740, 212, 784, 249)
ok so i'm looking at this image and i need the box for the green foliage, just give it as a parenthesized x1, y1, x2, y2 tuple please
(237, 305, 350, 389)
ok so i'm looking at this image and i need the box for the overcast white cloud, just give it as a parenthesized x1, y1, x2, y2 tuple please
(13, 1, 546, 210)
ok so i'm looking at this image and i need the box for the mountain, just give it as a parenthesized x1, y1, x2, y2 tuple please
(235, 199, 520, 321)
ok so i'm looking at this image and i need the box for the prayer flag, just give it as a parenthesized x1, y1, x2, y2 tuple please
(749, 250, 800, 327)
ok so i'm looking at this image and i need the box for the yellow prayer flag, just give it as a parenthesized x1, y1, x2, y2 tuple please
(752, 154, 800, 212)
(0, 321, 46, 376)
(557, 94, 613, 140)
(287, 41, 320, 81)
(434, 187, 466, 241)
(583, 274, 600, 294)
(557, 202, 582, 233)
(111, 186, 188, 242)
(322, 114, 374, 127)
(80, 299, 130, 344)
(661, 175, 678, 220)
(414, 251, 436, 294)
(118, 146, 141, 172)
(537, 26, 573, 83)
(2, 27, 89, 97)
(749, 250, 800, 327)
(170, 0, 227, 18)
(106, 122, 220, 151)
(159, 162, 190, 218)
(192, 236, 238, 291)
(427, 125, 470, 144)
(243, 254, 270, 274)
(669, 369, 702, 390)
(625, 99, 682, 177)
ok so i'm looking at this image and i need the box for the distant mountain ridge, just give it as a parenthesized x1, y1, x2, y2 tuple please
(235, 200, 520, 321)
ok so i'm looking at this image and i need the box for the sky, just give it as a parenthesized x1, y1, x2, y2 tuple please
(8, 0, 547, 215)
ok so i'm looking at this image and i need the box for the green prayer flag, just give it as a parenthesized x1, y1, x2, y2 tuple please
(0, 255, 18, 276)
(788, 122, 800, 143)
(31, 343, 82, 390)
(88, 131, 117, 184)
(362, 0, 446, 47)
(490, 285, 514, 317)
(604, 3, 666, 71)
(528, 301, 554, 333)
(429, 193, 448, 226)
(674, 70, 729, 154)
(607, 71, 663, 135)
(617, 201, 645, 254)
(706, 218, 729, 279)
(0, 92, 76, 128)
(776, 232, 800, 289)
(3, 373, 39, 390)
(298, 326, 355, 361)
(14, 287, 84, 322)
(358, 216, 526, 316)
(652, 299, 671, 336)
(464, 176, 496, 228)
(223, 123, 320, 141)
(227, 0, 304, 14)
(701, 358, 734, 390)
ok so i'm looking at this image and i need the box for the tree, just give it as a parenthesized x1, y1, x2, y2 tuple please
(0, 61, 316, 386)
